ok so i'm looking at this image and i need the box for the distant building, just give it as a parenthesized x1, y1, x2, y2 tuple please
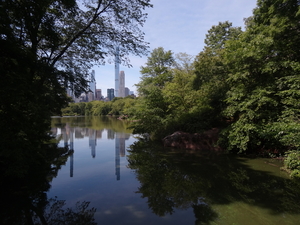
(119, 71, 125, 97)
(115, 46, 120, 97)
(107, 88, 115, 101)
(125, 87, 129, 97)
(95, 89, 102, 100)
(68, 70, 98, 103)
(87, 70, 96, 102)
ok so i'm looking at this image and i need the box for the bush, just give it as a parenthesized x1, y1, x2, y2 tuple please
(284, 150, 300, 179)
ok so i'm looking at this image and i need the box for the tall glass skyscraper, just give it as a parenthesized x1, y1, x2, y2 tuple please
(107, 88, 115, 101)
(114, 46, 120, 97)
(119, 71, 125, 97)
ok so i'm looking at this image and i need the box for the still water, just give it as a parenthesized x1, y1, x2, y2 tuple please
(49, 116, 300, 225)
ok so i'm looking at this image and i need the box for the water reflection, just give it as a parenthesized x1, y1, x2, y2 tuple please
(127, 139, 300, 224)
(0, 143, 96, 225)
(48, 117, 300, 224)
(52, 117, 130, 180)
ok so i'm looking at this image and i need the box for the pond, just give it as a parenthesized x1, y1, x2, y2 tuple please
(48, 116, 300, 225)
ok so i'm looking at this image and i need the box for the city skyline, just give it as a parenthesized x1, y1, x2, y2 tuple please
(91, 0, 257, 94)
(68, 69, 132, 102)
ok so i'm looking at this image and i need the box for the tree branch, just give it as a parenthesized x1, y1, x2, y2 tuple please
(50, 0, 112, 67)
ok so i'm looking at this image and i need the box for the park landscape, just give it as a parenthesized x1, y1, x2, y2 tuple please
(1, 0, 300, 224)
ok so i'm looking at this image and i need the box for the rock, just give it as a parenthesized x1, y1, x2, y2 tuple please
(162, 128, 221, 152)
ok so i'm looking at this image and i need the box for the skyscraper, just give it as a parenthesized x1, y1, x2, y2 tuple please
(95, 89, 102, 100)
(115, 46, 120, 97)
(107, 88, 115, 101)
(125, 87, 129, 97)
(119, 71, 125, 97)
(88, 70, 96, 102)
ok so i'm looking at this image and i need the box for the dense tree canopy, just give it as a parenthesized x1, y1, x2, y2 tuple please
(0, 0, 152, 177)
(129, 0, 300, 177)
(223, 0, 300, 153)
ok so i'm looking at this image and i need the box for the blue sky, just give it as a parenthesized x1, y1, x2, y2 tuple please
(93, 0, 258, 96)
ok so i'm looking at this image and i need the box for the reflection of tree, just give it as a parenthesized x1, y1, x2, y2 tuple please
(51, 116, 132, 134)
(127, 140, 300, 224)
(0, 144, 96, 225)
(34, 198, 96, 225)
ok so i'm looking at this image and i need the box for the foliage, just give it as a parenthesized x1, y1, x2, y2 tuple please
(62, 97, 137, 117)
(138, 47, 175, 89)
(173, 52, 195, 73)
(284, 151, 300, 179)
(129, 47, 176, 137)
(0, 0, 151, 181)
(130, 22, 243, 138)
(222, 0, 300, 153)
(204, 21, 242, 53)
(128, 1, 300, 176)
(162, 70, 212, 132)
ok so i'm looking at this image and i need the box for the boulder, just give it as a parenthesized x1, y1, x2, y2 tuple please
(162, 128, 221, 152)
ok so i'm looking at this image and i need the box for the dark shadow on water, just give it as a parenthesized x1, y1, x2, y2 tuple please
(127, 139, 300, 224)
(0, 144, 96, 225)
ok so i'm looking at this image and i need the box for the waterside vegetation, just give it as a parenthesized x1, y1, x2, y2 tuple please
(63, 0, 300, 178)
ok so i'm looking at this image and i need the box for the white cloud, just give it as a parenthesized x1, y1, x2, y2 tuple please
(124, 205, 146, 218)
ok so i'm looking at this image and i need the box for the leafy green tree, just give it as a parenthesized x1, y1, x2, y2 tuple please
(0, 0, 152, 177)
(85, 102, 94, 116)
(223, 0, 300, 152)
(109, 99, 126, 115)
(138, 47, 174, 89)
(204, 21, 242, 54)
(162, 70, 211, 132)
(192, 22, 242, 130)
(131, 47, 175, 137)
(173, 52, 195, 73)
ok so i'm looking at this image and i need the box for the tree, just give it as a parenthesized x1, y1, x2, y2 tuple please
(173, 52, 195, 73)
(223, 0, 300, 152)
(192, 22, 242, 130)
(130, 47, 175, 137)
(204, 21, 242, 54)
(138, 47, 174, 89)
(162, 70, 211, 132)
(1, 0, 152, 94)
(0, 0, 152, 177)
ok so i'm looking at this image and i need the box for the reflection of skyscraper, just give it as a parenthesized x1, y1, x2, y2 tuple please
(96, 130, 103, 139)
(70, 128, 74, 177)
(115, 133, 120, 180)
(115, 132, 130, 180)
(107, 129, 115, 139)
(62, 124, 75, 178)
(89, 129, 97, 158)
(75, 127, 85, 138)
(119, 133, 126, 157)
(62, 125, 69, 148)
